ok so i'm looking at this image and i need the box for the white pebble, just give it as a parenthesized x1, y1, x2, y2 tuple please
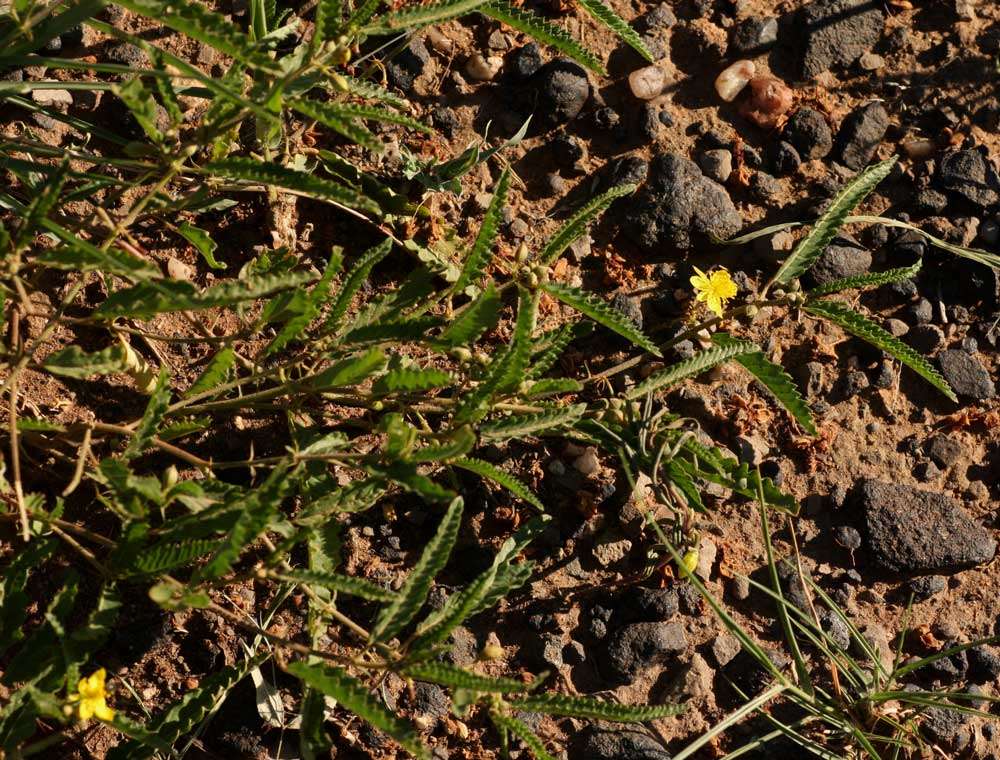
(573, 447, 601, 476)
(465, 53, 502, 82)
(714, 59, 755, 102)
(628, 65, 668, 100)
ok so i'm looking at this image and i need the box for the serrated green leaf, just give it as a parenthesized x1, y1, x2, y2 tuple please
(372, 367, 453, 396)
(482, 2, 604, 73)
(772, 157, 897, 286)
(804, 299, 956, 402)
(272, 570, 395, 601)
(437, 280, 502, 347)
(206, 157, 380, 213)
(112, 78, 164, 144)
(528, 320, 590, 378)
(625, 339, 758, 400)
(712, 334, 816, 435)
(107, 659, 261, 760)
(479, 403, 587, 440)
(410, 426, 477, 463)
(290, 97, 381, 151)
(368, 0, 489, 31)
(309, 348, 386, 391)
(807, 258, 922, 297)
(540, 282, 660, 356)
(324, 239, 392, 333)
(95, 272, 313, 319)
(538, 184, 635, 265)
(114, 0, 276, 72)
(403, 662, 532, 692)
(127, 538, 219, 575)
(493, 712, 558, 760)
(41, 344, 129, 379)
(452, 457, 544, 510)
(454, 288, 536, 423)
(286, 661, 429, 759)
(453, 167, 509, 294)
(576, 0, 652, 61)
(509, 693, 683, 721)
(177, 222, 225, 270)
(523, 378, 582, 397)
(370, 496, 463, 644)
(186, 347, 236, 398)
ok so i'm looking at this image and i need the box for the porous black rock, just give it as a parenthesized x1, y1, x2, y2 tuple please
(784, 107, 833, 160)
(938, 349, 996, 400)
(835, 101, 889, 170)
(572, 727, 672, 760)
(623, 154, 741, 252)
(797, 0, 885, 78)
(600, 621, 687, 685)
(935, 148, 1000, 208)
(529, 59, 590, 131)
(854, 478, 997, 573)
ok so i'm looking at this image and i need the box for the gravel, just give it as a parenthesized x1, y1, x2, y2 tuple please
(938, 349, 997, 400)
(835, 101, 890, 170)
(797, 0, 885, 78)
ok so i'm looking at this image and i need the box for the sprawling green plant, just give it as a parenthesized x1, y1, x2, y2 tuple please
(1, 0, 999, 755)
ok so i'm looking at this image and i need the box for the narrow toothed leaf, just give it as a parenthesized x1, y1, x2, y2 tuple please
(509, 693, 684, 721)
(453, 167, 509, 294)
(370, 496, 463, 644)
(576, 0, 652, 62)
(804, 299, 957, 402)
(541, 282, 660, 356)
(712, 334, 816, 435)
(538, 184, 635, 265)
(453, 457, 544, 510)
(625, 340, 758, 400)
(481, 1, 604, 73)
(772, 157, 897, 286)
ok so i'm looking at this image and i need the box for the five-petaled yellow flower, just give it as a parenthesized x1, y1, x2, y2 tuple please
(69, 668, 114, 722)
(690, 266, 738, 318)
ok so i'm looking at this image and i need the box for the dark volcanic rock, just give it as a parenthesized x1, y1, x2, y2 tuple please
(938, 349, 996, 400)
(835, 101, 889, 170)
(804, 240, 872, 286)
(935, 149, 1000, 208)
(601, 621, 687, 685)
(855, 479, 997, 573)
(572, 727, 672, 760)
(905, 324, 945, 354)
(784, 107, 833, 160)
(722, 648, 791, 697)
(623, 154, 742, 252)
(907, 575, 947, 601)
(730, 15, 778, 55)
(529, 59, 590, 131)
(798, 0, 885, 78)
(506, 42, 543, 80)
(386, 37, 430, 92)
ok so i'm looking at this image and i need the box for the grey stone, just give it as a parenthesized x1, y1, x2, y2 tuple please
(833, 525, 862, 550)
(855, 478, 997, 572)
(968, 645, 1000, 683)
(730, 15, 778, 55)
(805, 241, 872, 286)
(735, 434, 769, 466)
(573, 727, 672, 760)
(907, 575, 947, 601)
(905, 324, 945, 354)
(922, 704, 973, 751)
(908, 298, 934, 325)
(722, 648, 790, 697)
(798, 0, 885, 78)
(835, 101, 890, 170)
(386, 37, 430, 92)
(624, 154, 741, 252)
(927, 436, 964, 468)
(601, 622, 687, 685)
(711, 634, 741, 667)
(699, 149, 733, 183)
(819, 609, 851, 650)
(936, 148, 1000, 207)
(784, 107, 833, 160)
(938, 349, 996, 400)
(531, 59, 590, 131)
(506, 42, 543, 80)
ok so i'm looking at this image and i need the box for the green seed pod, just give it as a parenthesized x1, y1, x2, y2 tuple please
(773, 288, 786, 298)
(746, 304, 759, 318)
(790, 278, 802, 292)
(163, 465, 179, 490)
(450, 347, 473, 363)
(515, 241, 529, 265)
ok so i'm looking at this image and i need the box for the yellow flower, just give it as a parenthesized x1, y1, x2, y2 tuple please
(69, 668, 114, 722)
(690, 266, 738, 318)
